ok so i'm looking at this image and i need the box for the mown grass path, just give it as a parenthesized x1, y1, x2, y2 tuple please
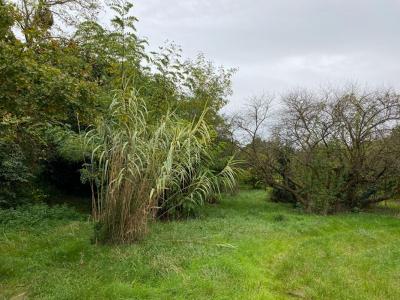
(1, 190, 400, 299)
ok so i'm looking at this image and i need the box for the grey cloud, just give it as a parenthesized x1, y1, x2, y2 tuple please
(131, 0, 400, 110)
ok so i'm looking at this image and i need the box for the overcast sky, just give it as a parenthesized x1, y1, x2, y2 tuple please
(131, 0, 400, 111)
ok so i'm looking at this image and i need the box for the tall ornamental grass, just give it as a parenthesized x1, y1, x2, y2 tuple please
(85, 88, 237, 243)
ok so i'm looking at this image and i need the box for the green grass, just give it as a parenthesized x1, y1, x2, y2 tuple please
(1, 190, 400, 299)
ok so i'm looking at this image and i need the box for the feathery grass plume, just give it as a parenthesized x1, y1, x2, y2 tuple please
(85, 86, 238, 243)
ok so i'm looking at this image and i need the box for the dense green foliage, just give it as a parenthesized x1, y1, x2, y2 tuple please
(0, 0, 236, 210)
(0, 202, 82, 228)
(1, 190, 400, 299)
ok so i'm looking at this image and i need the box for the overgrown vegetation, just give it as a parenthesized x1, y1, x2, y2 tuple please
(1, 0, 400, 298)
(1, 0, 399, 227)
(0, 202, 82, 228)
(235, 87, 400, 213)
(1, 0, 237, 217)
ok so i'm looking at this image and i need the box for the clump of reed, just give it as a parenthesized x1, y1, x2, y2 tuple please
(85, 87, 237, 244)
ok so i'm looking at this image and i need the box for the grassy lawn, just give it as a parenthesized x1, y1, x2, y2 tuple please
(1, 190, 400, 299)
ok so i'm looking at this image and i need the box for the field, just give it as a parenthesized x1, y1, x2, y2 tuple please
(1, 190, 400, 300)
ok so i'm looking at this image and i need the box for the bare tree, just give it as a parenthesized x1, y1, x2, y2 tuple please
(235, 86, 400, 213)
(233, 94, 307, 204)
(232, 95, 271, 186)
(329, 87, 400, 207)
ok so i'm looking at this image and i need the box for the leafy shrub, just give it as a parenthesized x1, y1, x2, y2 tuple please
(238, 169, 264, 190)
(0, 140, 33, 208)
(0, 203, 82, 229)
